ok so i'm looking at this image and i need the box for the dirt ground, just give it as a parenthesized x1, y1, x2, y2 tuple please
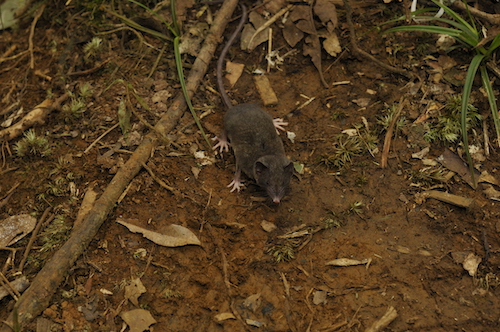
(1, 0, 500, 331)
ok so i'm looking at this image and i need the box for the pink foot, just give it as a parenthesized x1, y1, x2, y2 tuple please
(273, 118, 288, 134)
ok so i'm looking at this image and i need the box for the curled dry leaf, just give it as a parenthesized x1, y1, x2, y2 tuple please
(0, 214, 37, 246)
(116, 218, 201, 247)
(326, 258, 370, 266)
(214, 312, 236, 322)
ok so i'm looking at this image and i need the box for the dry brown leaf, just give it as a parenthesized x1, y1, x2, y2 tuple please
(314, 0, 338, 32)
(289, 5, 310, 22)
(264, 0, 287, 13)
(0, 214, 37, 246)
(325, 258, 370, 266)
(240, 11, 269, 51)
(116, 218, 201, 247)
(437, 148, 480, 188)
(321, 30, 341, 56)
(283, 18, 304, 47)
(125, 278, 146, 307)
(295, 19, 316, 35)
(121, 309, 156, 332)
(225, 61, 245, 87)
(313, 290, 327, 305)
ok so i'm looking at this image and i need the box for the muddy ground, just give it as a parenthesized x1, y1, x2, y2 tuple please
(1, 0, 500, 331)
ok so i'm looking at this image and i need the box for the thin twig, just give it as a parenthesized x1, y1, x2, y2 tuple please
(381, 97, 406, 168)
(344, 0, 413, 79)
(247, 4, 294, 50)
(28, 4, 46, 69)
(0, 272, 19, 300)
(19, 208, 53, 272)
(83, 123, 120, 154)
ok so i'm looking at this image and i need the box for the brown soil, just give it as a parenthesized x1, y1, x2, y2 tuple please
(1, 1, 500, 331)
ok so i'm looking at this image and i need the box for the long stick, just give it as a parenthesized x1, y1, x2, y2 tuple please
(0, 0, 239, 329)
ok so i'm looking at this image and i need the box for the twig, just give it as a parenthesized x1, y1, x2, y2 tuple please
(381, 97, 405, 168)
(67, 58, 112, 76)
(28, 4, 46, 69)
(19, 208, 53, 272)
(141, 162, 177, 194)
(452, 1, 500, 25)
(280, 272, 298, 332)
(0, 1, 241, 328)
(0, 272, 19, 301)
(247, 4, 294, 51)
(0, 94, 67, 142)
(83, 123, 120, 154)
(0, 50, 29, 65)
(343, 0, 413, 80)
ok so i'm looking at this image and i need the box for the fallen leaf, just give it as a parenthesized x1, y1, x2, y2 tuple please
(283, 18, 304, 47)
(411, 147, 430, 160)
(241, 11, 269, 51)
(121, 309, 156, 332)
(116, 218, 201, 247)
(225, 61, 245, 87)
(0, 214, 37, 246)
(303, 34, 328, 87)
(242, 293, 261, 312)
(478, 170, 498, 185)
(463, 253, 481, 277)
(313, 290, 327, 305)
(321, 30, 341, 57)
(125, 278, 146, 307)
(261, 220, 277, 232)
(352, 98, 371, 107)
(264, 0, 287, 13)
(483, 184, 500, 200)
(246, 319, 264, 327)
(326, 258, 370, 266)
(314, 0, 338, 32)
(437, 148, 479, 188)
(214, 312, 236, 322)
(289, 5, 310, 22)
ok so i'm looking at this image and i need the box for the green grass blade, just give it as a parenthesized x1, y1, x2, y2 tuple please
(461, 54, 483, 188)
(174, 36, 212, 150)
(385, 25, 462, 37)
(431, 0, 476, 33)
(485, 33, 500, 57)
(385, 20, 478, 47)
(171, 0, 180, 36)
(480, 66, 500, 147)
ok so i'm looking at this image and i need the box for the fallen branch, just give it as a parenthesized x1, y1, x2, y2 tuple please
(0, 94, 68, 142)
(0, 0, 239, 329)
(452, 1, 500, 25)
